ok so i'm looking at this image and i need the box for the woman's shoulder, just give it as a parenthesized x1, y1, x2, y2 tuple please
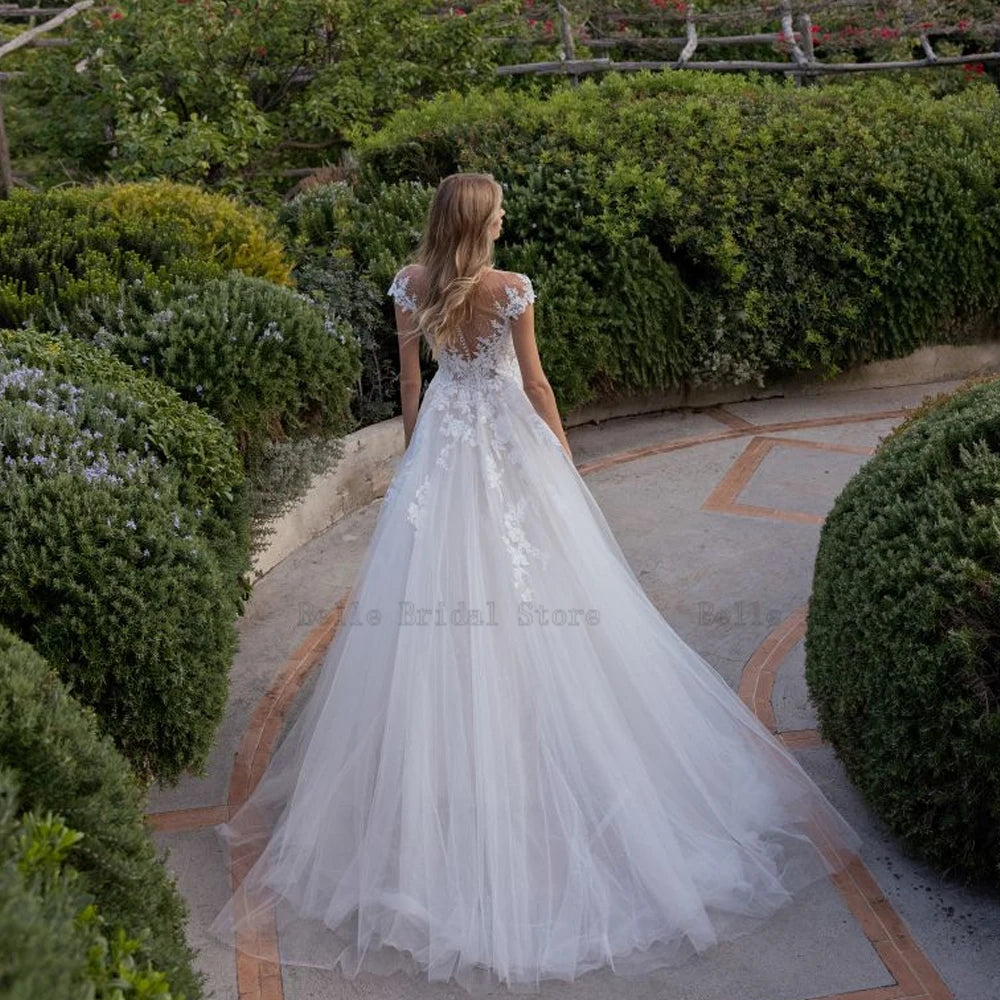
(491, 270, 534, 318)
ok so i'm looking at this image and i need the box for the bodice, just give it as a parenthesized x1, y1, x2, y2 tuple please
(387, 266, 535, 392)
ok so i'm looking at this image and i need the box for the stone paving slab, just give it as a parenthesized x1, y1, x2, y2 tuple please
(145, 377, 1000, 1000)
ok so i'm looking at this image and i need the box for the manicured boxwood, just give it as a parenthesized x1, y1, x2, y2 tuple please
(0, 340, 248, 784)
(0, 180, 292, 329)
(62, 270, 361, 485)
(0, 625, 204, 998)
(805, 374, 1000, 885)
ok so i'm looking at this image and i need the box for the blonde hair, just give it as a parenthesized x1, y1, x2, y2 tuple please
(400, 172, 504, 360)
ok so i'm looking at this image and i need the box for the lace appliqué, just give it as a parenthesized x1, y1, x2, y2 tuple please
(387, 270, 417, 313)
(406, 474, 431, 532)
(499, 274, 535, 321)
(390, 269, 552, 601)
(502, 497, 550, 605)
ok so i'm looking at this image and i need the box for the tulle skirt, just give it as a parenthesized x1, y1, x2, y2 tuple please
(208, 369, 863, 994)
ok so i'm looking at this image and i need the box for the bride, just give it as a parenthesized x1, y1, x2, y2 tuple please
(208, 172, 863, 994)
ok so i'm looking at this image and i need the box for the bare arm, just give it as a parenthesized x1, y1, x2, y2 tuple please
(395, 304, 422, 449)
(511, 298, 573, 461)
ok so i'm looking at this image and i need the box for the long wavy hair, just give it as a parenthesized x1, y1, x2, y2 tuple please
(400, 172, 504, 360)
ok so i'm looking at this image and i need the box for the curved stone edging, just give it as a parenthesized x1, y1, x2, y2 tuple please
(251, 338, 1000, 580)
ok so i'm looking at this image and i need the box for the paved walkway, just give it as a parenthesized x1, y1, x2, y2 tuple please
(144, 378, 1000, 1000)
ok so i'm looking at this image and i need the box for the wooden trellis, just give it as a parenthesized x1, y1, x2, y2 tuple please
(495, 0, 1000, 82)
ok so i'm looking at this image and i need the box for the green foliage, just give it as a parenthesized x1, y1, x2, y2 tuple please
(0, 326, 246, 516)
(805, 375, 1000, 885)
(353, 71, 1000, 409)
(278, 179, 430, 426)
(99, 182, 293, 285)
(58, 270, 362, 533)
(0, 349, 248, 784)
(12, 0, 520, 202)
(280, 165, 689, 419)
(0, 627, 203, 997)
(0, 182, 293, 329)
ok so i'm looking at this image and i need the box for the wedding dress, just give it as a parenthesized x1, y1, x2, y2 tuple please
(208, 265, 863, 995)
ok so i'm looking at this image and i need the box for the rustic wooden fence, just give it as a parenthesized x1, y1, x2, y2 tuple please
(493, 1, 1000, 83)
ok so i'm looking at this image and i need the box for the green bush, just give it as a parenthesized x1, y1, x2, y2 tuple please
(278, 179, 432, 426)
(0, 326, 247, 517)
(352, 71, 1000, 409)
(0, 181, 292, 329)
(805, 374, 1000, 885)
(9, 0, 520, 202)
(0, 769, 182, 1000)
(59, 270, 362, 532)
(0, 626, 203, 998)
(0, 347, 247, 783)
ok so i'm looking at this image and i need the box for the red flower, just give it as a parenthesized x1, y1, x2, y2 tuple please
(543, 18, 553, 33)
(110, 8, 124, 17)
(257, 45, 267, 56)
(454, 7, 466, 14)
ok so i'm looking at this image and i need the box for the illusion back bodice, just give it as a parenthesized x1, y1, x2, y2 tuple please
(387, 265, 535, 388)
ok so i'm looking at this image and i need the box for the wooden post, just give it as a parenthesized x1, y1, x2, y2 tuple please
(677, 4, 698, 66)
(556, 2, 577, 86)
(798, 12, 817, 86)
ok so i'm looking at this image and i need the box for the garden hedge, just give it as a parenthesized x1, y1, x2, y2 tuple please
(340, 71, 1000, 414)
(805, 374, 1000, 885)
(0, 625, 203, 998)
(0, 335, 249, 784)
(62, 270, 361, 489)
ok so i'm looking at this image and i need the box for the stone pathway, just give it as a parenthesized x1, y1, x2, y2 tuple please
(144, 378, 1000, 1000)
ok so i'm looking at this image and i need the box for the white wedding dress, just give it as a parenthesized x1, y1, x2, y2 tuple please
(208, 266, 863, 995)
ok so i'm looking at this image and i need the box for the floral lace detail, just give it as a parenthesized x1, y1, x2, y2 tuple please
(387, 269, 418, 313)
(502, 497, 551, 604)
(387, 266, 554, 600)
(499, 273, 534, 322)
(406, 474, 431, 532)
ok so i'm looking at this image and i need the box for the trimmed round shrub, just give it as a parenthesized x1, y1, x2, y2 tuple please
(60, 270, 360, 481)
(805, 374, 1000, 885)
(0, 347, 247, 783)
(0, 180, 292, 328)
(0, 326, 247, 518)
(0, 626, 204, 998)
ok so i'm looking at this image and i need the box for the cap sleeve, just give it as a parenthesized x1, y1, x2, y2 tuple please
(503, 273, 534, 321)
(387, 266, 418, 313)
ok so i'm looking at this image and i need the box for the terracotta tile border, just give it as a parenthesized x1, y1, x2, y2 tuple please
(143, 403, 957, 1000)
(702, 435, 875, 524)
(740, 609, 953, 1000)
(227, 595, 350, 1000)
(576, 407, 906, 477)
(146, 803, 229, 834)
